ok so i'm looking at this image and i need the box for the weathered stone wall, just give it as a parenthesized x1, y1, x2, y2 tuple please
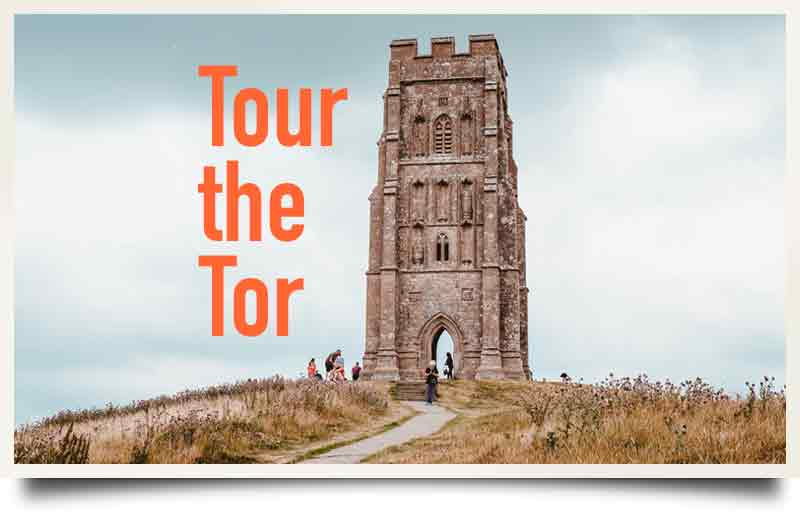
(397, 271, 483, 379)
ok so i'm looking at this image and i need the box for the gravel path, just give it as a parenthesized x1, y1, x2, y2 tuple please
(301, 401, 455, 464)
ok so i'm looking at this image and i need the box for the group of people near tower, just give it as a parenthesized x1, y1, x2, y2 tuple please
(305, 350, 455, 404)
(306, 349, 361, 383)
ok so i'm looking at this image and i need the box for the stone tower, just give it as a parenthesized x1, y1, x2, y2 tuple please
(362, 35, 530, 381)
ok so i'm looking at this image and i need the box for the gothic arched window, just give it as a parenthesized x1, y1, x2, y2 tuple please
(436, 233, 450, 262)
(433, 115, 453, 154)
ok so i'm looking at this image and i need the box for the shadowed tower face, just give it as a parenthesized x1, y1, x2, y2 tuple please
(362, 35, 530, 381)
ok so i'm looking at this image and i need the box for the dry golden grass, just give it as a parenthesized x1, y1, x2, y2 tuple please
(16, 373, 785, 465)
(366, 375, 786, 464)
(15, 376, 391, 464)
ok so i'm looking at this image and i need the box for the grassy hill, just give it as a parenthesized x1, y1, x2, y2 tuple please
(368, 376, 786, 464)
(14, 377, 396, 464)
(15, 374, 785, 464)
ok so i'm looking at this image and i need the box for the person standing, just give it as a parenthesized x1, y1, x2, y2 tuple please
(307, 358, 317, 379)
(445, 352, 454, 380)
(351, 362, 362, 381)
(325, 349, 341, 374)
(425, 361, 439, 404)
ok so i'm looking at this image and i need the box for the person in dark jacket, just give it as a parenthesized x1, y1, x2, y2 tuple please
(444, 352, 454, 380)
(325, 349, 341, 374)
(425, 361, 439, 404)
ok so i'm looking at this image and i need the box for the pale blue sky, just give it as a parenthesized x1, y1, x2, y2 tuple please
(14, 15, 785, 424)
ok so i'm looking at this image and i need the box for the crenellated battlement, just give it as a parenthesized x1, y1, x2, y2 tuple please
(388, 34, 507, 85)
(390, 34, 502, 62)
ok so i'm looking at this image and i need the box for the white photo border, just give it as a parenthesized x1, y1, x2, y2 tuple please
(0, 0, 795, 478)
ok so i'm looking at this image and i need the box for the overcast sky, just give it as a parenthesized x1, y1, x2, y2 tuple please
(14, 15, 784, 424)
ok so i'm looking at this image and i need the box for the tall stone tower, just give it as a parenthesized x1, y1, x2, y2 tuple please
(362, 35, 530, 381)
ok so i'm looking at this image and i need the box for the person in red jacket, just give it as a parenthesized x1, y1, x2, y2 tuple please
(351, 362, 362, 381)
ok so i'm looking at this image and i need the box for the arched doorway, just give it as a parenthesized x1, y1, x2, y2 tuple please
(418, 313, 463, 379)
(432, 328, 455, 378)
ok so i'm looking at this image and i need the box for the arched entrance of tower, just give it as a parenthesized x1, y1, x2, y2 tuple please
(419, 313, 463, 379)
(433, 329, 454, 378)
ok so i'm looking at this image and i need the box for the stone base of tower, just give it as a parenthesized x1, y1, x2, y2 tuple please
(362, 351, 400, 381)
(458, 350, 482, 380)
(475, 348, 504, 380)
(501, 353, 526, 381)
(360, 352, 378, 380)
(398, 350, 424, 381)
(474, 347, 527, 381)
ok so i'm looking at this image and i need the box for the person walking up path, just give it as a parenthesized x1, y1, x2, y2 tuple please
(424, 361, 439, 404)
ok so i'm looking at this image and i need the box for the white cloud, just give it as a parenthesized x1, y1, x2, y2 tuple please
(15, 105, 375, 338)
(515, 26, 784, 388)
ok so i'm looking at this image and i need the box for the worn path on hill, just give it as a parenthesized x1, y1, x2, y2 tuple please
(301, 401, 455, 464)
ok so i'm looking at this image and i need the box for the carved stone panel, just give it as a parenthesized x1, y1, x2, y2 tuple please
(436, 179, 450, 222)
(412, 179, 426, 224)
(411, 227, 425, 265)
(461, 225, 474, 265)
(461, 179, 474, 223)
